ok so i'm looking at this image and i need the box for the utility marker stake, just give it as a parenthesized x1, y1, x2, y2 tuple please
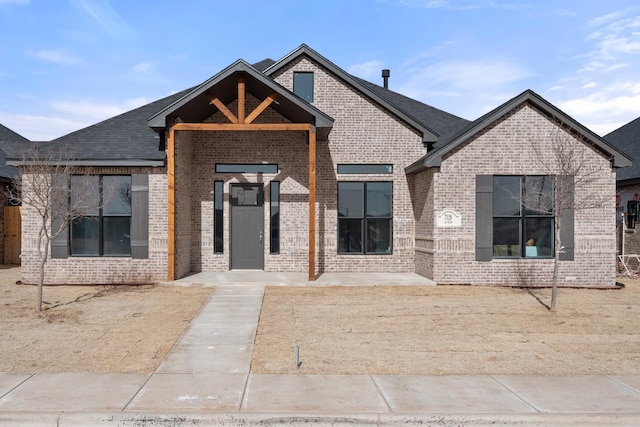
(294, 345, 301, 368)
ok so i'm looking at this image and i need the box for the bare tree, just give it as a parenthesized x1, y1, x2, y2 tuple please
(7, 145, 110, 311)
(528, 127, 610, 311)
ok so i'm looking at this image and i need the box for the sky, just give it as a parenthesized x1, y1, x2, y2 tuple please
(1, 0, 640, 141)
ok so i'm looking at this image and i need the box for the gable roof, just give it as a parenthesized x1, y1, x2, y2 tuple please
(406, 89, 632, 174)
(264, 44, 468, 145)
(7, 90, 192, 167)
(604, 117, 640, 185)
(0, 124, 27, 182)
(148, 59, 334, 140)
(0, 123, 28, 143)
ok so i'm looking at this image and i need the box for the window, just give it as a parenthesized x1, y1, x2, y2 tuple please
(214, 180, 223, 253)
(70, 175, 132, 256)
(337, 164, 393, 174)
(215, 163, 278, 173)
(493, 176, 554, 258)
(270, 181, 280, 254)
(293, 72, 314, 103)
(338, 182, 392, 254)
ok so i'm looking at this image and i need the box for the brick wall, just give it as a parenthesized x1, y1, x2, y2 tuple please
(170, 56, 426, 275)
(412, 170, 435, 277)
(20, 167, 168, 285)
(421, 103, 617, 288)
(175, 131, 192, 278)
(272, 56, 424, 273)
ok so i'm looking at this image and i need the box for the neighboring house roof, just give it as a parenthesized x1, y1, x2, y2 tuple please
(0, 123, 28, 143)
(406, 89, 632, 174)
(148, 59, 334, 141)
(0, 123, 28, 182)
(264, 44, 467, 145)
(604, 117, 640, 186)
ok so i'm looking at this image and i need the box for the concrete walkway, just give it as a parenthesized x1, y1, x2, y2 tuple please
(1, 282, 640, 426)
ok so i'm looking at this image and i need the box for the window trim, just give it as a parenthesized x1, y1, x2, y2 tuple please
(337, 164, 393, 174)
(215, 163, 278, 174)
(270, 181, 280, 254)
(214, 180, 224, 254)
(492, 175, 555, 259)
(293, 71, 314, 103)
(70, 174, 132, 257)
(337, 181, 393, 255)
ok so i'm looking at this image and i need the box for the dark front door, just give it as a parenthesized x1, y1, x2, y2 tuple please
(231, 184, 264, 269)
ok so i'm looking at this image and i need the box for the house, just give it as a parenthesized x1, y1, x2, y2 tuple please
(0, 124, 26, 264)
(604, 118, 640, 261)
(8, 44, 631, 287)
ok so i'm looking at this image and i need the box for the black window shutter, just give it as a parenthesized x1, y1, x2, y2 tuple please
(131, 174, 149, 259)
(50, 174, 69, 259)
(558, 175, 574, 261)
(476, 175, 493, 261)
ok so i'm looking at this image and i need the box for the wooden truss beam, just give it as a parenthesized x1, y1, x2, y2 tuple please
(245, 92, 278, 124)
(171, 123, 312, 132)
(238, 74, 245, 124)
(208, 95, 238, 124)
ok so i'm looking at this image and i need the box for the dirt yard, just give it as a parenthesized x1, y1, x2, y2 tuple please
(252, 281, 640, 375)
(2, 264, 639, 376)
(0, 265, 211, 373)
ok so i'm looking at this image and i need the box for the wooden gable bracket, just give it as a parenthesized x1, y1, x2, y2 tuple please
(208, 72, 280, 126)
(207, 94, 238, 124)
(246, 92, 278, 124)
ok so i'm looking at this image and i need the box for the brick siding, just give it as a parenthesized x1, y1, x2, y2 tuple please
(20, 167, 168, 285)
(415, 103, 617, 288)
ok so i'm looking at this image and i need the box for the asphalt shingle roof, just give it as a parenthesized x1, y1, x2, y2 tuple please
(0, 123, 28, 181)
(43, 89, 193, 163)
(604, 117, 640, 185)
(355, 77, 469, 142)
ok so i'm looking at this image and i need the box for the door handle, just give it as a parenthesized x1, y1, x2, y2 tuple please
(259, 231, 263, 243)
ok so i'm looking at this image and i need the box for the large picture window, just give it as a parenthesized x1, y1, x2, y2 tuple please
(493, 176, 554, 258)
(70, 175, 132, 256)
(338, 182, 392, 254)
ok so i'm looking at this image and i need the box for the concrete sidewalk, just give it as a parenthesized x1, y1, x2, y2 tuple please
(1, 284, 640, 426)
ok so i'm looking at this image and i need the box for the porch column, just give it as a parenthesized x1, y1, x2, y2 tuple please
(308, 128, 316, 281)
(167, 127, 176, 281)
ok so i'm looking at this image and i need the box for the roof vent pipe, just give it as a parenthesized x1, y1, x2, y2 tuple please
(382, 69, 390, 89)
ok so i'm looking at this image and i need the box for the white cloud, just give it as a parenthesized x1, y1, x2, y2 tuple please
(397, 58, 531, 99)
(30, 49, 82, 65)
(50, 97, 148, 121)
(0, 97, 149, 140)
(557, 82, 640, 135)
(71, 0, 134, 39)
(132, 62, 153, 73)
(0, 112, 86, 141)
(347, 60, 385, 80)
(536, 8, 640, 135)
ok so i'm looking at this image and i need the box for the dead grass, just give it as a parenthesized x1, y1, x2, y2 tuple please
(3, 263, 639, 376)
(0, 266, 211, 373)
(252, 281, 640, 375)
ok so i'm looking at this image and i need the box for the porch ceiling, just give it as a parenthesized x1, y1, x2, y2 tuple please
(148, 60, 334, 140)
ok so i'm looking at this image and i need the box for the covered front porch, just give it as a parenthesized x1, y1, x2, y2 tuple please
(147, 60, 334, 282)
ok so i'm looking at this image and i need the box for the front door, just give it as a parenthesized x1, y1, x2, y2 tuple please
(230, 184, 264, 269)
